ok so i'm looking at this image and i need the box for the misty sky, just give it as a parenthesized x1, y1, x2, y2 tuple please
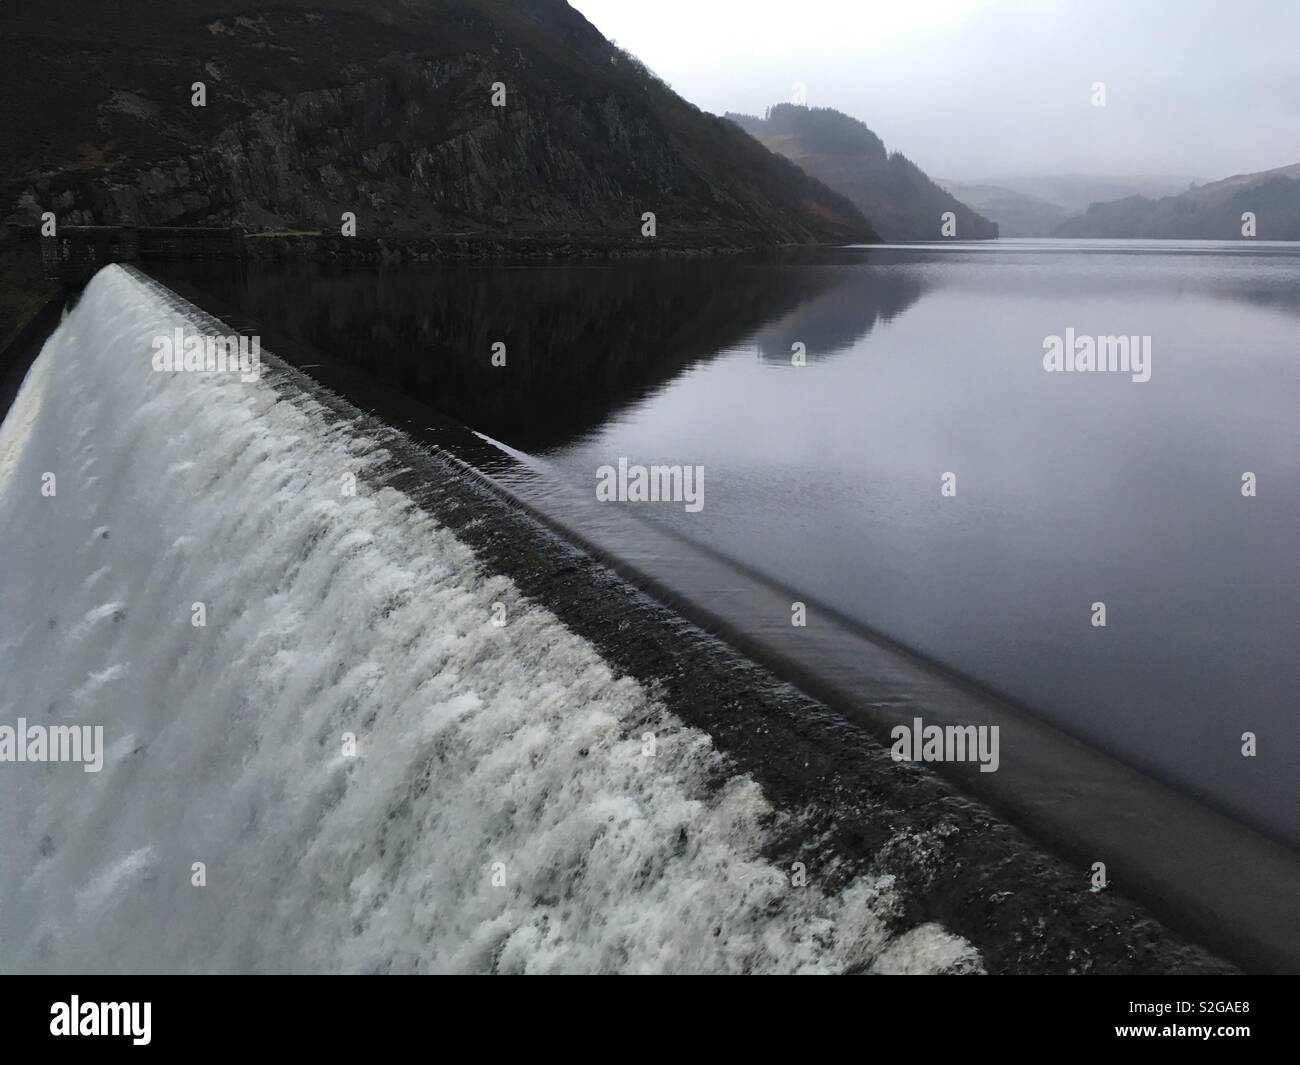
(569, 0, 1300, 182)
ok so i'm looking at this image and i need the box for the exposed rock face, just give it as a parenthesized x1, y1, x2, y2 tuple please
(1, 1, 876, 247)
(729, 105, 999, 242)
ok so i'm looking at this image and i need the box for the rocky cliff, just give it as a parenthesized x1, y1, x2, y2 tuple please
(0, 0, 876, 247)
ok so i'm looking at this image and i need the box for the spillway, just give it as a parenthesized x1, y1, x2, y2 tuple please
(0, 265, 980, 973)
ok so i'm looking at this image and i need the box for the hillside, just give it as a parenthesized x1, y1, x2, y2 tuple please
(728, 105, 997, 241)
(1056, 163, 1300, 239)
(0, 0, 876, 247)
(989, 174, 1198, 216)
(935, 181, 1068, 238)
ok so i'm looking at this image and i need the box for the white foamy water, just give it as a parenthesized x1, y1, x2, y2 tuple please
(0, 266, 980, 974)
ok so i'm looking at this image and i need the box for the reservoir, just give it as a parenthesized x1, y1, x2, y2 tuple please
(165, 238, 1300, 851)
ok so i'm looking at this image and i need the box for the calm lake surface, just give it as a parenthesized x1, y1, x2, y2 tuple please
(171, 239, 1300, 848)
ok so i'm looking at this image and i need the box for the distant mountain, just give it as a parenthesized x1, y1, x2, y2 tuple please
(937, 174, 1201, 237)
(936, 181, 1068, 238)
(1055, 163, 1300, 240)
(0, 0, 875, 248)
(727, 105, 998, 241)
(983, 175, 1199, 217)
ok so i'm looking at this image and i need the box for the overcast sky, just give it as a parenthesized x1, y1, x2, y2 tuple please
(569, 0, 1300, 182)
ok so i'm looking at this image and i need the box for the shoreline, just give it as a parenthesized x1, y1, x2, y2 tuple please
(241, 231, 791, 262)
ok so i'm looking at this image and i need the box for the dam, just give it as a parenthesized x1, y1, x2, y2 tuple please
(0, 263, 1295, 974)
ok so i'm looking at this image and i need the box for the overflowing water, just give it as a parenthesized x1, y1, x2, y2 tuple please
(170, 243, 1300, 846)
(0, 266, 979, 974)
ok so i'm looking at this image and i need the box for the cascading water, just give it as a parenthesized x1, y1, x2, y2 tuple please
(0, 266, 978, 974)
